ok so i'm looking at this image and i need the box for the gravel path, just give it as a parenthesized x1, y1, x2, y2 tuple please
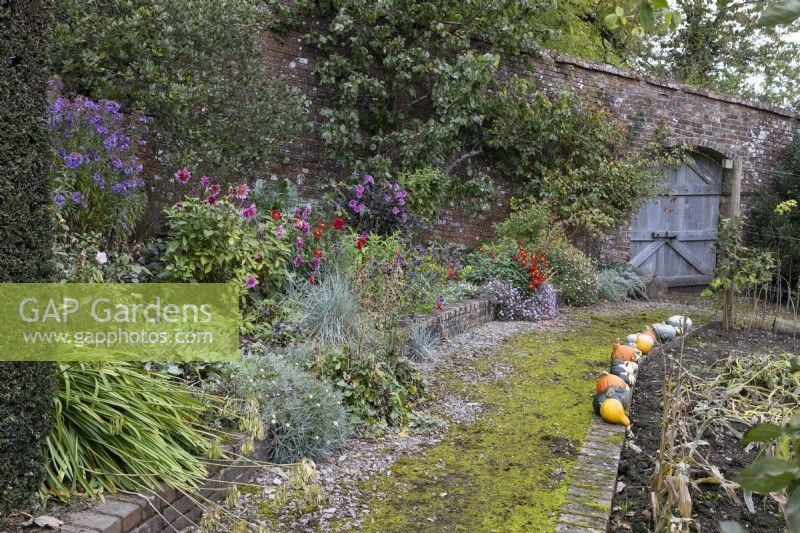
(221, 317, 570, 532)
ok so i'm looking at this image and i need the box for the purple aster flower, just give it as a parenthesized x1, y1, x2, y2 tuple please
(93, 172, 105, 189)
(103, 133, 117, 149)
(274, 322, 283, 333)
(113, 183, 126, 194)
(235, 183, 250, 200)
(174, 167, 192, 184)
(296, 237, 304, 249)
(110, 155, 123, 169)
(54, 193, 65, 206)
(208, 183, 221, 196)
(293, 207, 302, 218)
(206, 195, 217, 205)
(263, 308, 271, 317)
(70, 191, 84, 204)
(355, 184, 365, 198)
(392, 206, 400, 215)
(244, 276, 258, 289)
(293, 255, 302, 268)
(302, 204, 312, 220)
(64, 152, 83, 169)
(364, 174, 374, 185)
(393, 182, 400, 192)
(310, 257, 321, 271)
(200, 175, 210, 189)
(398, 197, 406, 206)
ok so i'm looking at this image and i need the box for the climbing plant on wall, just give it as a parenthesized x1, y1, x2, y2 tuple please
(269, 1, 676, 231)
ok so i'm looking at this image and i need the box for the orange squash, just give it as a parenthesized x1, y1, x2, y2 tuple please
(611, 340, 639, 362)
(641, 326, 658, 344)
(596, 372, 629, 395)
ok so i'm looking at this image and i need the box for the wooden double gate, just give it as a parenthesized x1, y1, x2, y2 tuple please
(629, 153, 723, 287)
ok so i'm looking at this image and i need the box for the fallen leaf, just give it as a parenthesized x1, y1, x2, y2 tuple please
(33, 516, 63, 529)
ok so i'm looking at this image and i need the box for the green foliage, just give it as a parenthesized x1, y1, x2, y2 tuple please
(490, 85, 673, 236)
(52, 0, 309, 182)
(638, 0, 800, 105)
(53, 226, 151, 283)
(703, 217, 775, 295)
(240, 351, 349, 463)
(45, 362, 236, 500)
(749, 138, 800, 291)
(267, 0, 550, 189)
(315, 346, 426, 428)
(737, 413, 800, 530)
(0, 1, 56, 515)
(465, 240, 533, 294)
(548, 245, 599, 306)
(492, 197, 561, 246)
(398, 167, 450, 221)
(760, 1, 800, 26)
(162, 197, 289, 289)
(596, 264, 647, 302)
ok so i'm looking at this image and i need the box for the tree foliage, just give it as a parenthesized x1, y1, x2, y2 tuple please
(634, 0, 800, 106)
(51, 0, 309, 184)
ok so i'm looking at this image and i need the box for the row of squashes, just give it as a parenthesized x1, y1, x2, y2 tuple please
(593, 315, 693, 429)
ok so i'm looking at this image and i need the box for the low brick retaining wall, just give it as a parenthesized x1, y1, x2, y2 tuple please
(420, 298, 494, 340)
(55, 298, 495, 533)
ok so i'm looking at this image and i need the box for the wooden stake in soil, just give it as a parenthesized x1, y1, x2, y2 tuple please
(724, 158, 742, 330)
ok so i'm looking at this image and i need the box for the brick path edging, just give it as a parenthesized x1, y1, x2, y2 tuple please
(55, 298, 495, 533)
(554, 323, 712, 533)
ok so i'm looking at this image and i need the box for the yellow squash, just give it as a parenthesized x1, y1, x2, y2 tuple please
(599, 398, 630, 428)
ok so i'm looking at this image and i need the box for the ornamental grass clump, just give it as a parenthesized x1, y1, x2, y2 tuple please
(45, 362, 239, 500)
(289, 272, 359, 347)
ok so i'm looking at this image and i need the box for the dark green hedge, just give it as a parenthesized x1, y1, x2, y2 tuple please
(0, 0, 56, 515)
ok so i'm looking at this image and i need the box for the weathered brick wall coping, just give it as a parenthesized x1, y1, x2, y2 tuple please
(540, 51, 800, 120)
(54, 298, 494, 533)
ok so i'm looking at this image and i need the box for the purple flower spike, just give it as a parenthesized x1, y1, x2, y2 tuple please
(293, 255, 302, 268)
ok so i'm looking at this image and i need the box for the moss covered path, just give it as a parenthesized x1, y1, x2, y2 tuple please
(340, 307, 680, 533)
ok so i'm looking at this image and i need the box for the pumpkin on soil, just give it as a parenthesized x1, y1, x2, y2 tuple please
(641, 326, 658, 343)
(599, 397, 631, 427)
(612, 340, 640, 362)
(667, 315, 693, 331)
(651, 323, 678, 342)
(635, 333, 655, 355)
(610, 362, 637, 386)
(596, 372, 629, 395)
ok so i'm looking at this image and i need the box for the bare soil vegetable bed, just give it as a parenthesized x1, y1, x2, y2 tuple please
(611, 323, 800, 532)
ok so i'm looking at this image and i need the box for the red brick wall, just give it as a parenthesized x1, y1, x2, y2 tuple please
(259, 29, 800, 252)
